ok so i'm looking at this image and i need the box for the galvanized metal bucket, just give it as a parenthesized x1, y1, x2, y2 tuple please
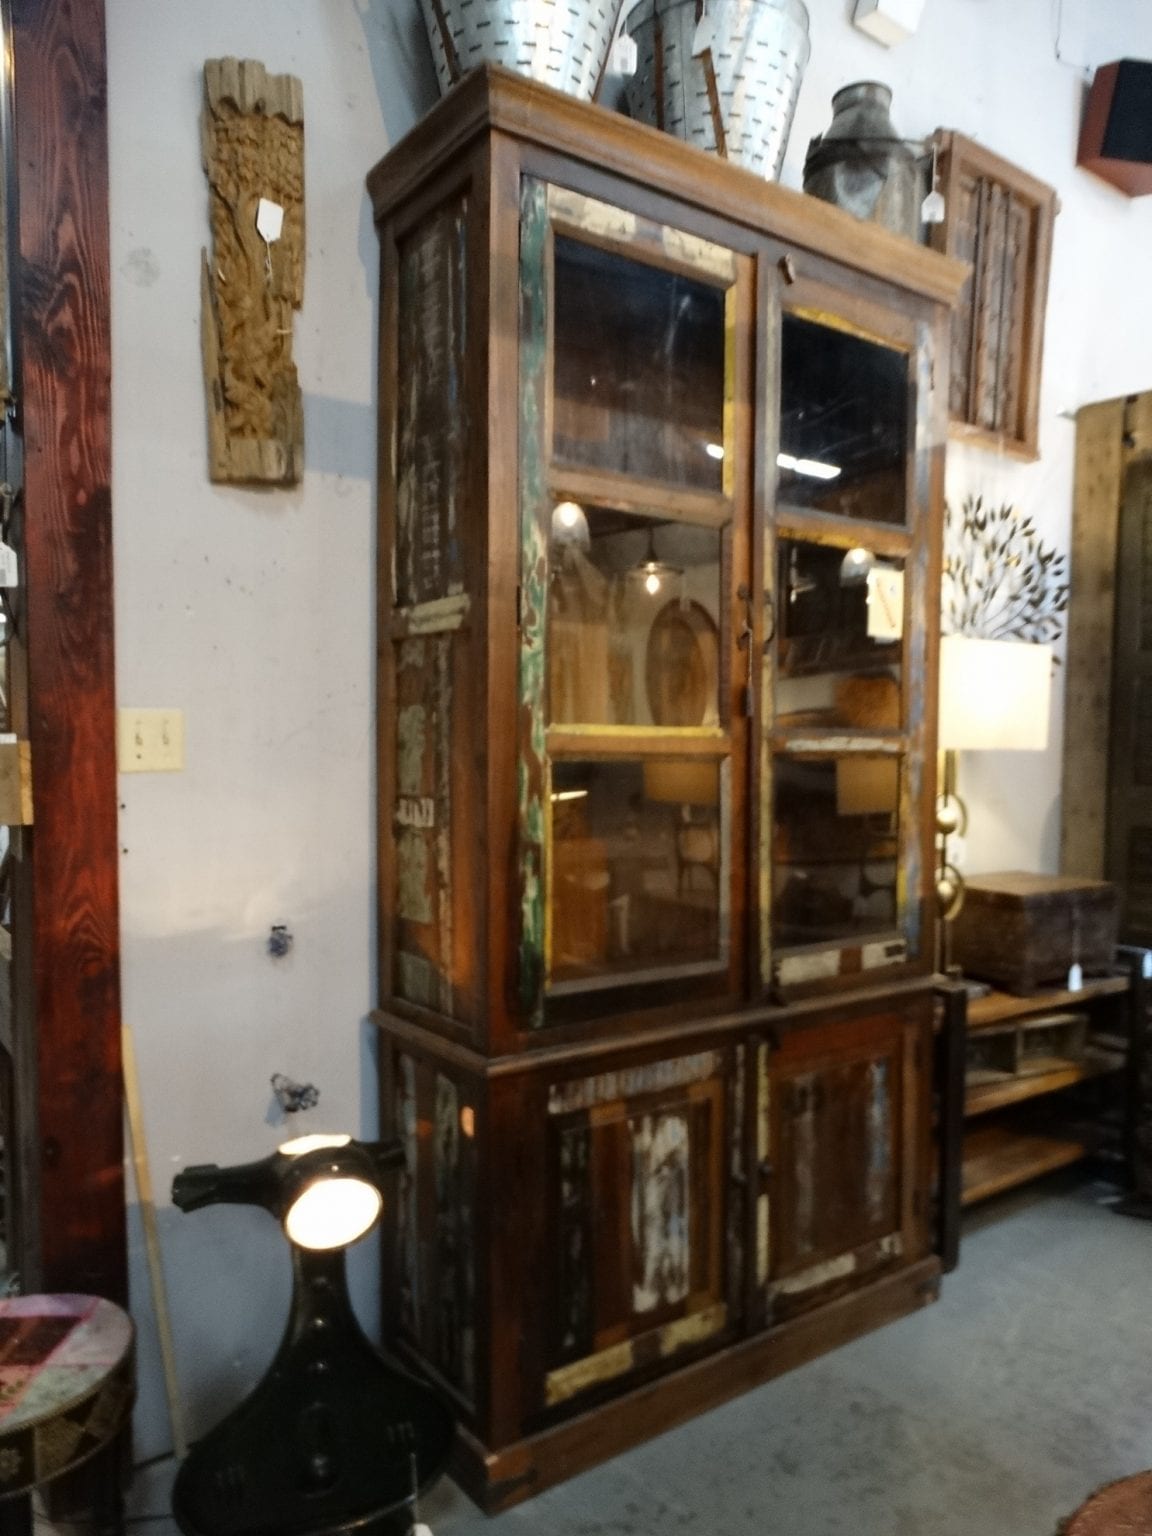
(419, 0, 624, 101)
(622, 0, 811, 179)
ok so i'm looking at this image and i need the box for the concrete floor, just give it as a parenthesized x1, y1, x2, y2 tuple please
(124, 1174, 1152, 1536)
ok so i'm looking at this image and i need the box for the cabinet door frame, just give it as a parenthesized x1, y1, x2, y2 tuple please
(515, 174, 755, 1032)
(752, 1005, 932, 1328)
(759, 262, 943, 1000)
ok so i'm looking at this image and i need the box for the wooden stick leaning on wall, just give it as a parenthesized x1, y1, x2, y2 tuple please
(122, 1022, 188, 1461)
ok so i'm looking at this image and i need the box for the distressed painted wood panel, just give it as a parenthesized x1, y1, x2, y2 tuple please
(516, 178, 550, 1023)
(393, 635, 455, 1012)
(395, 197, 468, 607)
(391, 1050, 477, 1405)
(766, 1018, 912, 1321)
(542, 1053, 730, 1406)
(201, 58, 304, 485)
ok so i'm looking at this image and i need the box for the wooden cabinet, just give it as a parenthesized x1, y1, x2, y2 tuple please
(369, 66, 966, 1509)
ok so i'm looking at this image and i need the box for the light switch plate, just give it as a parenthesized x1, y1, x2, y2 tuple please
(118, 708, 185, 772)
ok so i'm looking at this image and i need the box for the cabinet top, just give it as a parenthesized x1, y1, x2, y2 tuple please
(368, 64, 969, 310)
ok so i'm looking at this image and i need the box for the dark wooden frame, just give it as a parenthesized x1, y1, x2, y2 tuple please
(929, 129, 1057, 462)
(7, 0, 124, 1301)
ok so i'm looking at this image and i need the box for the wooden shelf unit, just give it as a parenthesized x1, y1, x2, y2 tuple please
(958, 970, 1136, 1208)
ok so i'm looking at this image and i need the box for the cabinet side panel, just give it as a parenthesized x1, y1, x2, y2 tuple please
(383, 187, 481, 1027)
(388, 1044, 479, 1413)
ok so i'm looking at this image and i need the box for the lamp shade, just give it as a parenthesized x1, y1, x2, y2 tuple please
(938, 635, 1051, 752)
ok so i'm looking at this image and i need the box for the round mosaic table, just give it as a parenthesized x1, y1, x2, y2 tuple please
(0, 1295, 133, 1536)
(1063, 1472, 1152, 1534)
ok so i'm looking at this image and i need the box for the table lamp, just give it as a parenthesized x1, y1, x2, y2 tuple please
(170, 1134, 454, 1536)
(936, 634, 1052, 969)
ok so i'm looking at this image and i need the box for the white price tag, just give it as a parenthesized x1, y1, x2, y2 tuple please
(256, 197, 284, 244)
(0, 539, 18, 588)
(611, 32, 638, 74)
(1067, 962, 1083, 991)
(691, 9, 715, 55)
(866, 566, 904, 641)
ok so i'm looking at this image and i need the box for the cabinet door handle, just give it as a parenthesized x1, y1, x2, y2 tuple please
(763, 590, 776, 646)
(737, 583, 755, 716)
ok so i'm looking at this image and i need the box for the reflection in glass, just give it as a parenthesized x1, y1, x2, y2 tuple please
(549, 506, 722, 727)
(553, 238, 725, 490)
(549, 759, 725, 985)
(779, 314, 908, 523)
(776, 539, 903, 729)
(773, 755, 900, 946)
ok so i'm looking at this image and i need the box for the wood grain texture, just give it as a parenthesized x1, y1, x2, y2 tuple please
(368, 67, 970, 311)
(1061, 397, 1128, 877)
(201, 58, 303, 485)
(10, 0, 124, 1301)
(929, 130, 1055, 459)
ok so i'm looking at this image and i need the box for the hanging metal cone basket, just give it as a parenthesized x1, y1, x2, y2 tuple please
(419, 0, 625, 100)
(622, 0, 811, 179)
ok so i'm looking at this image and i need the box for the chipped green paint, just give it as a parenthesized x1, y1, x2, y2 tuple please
(396, 703, 427, 797)
(518, 178, 550, 1025)
(396, 829, 433, 924)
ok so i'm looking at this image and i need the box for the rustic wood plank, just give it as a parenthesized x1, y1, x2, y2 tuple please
(10, 0, 123, 1300)
(961, 1122, 1088, 1206)
(368, 68, 969, 311)
(1061, 397, 1128, 876)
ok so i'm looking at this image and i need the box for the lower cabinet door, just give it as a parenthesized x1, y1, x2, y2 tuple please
(537, 1043, 743, 1414)
(756, 1007, 930, 1324)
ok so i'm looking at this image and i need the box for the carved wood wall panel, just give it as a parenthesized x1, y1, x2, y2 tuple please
(200, 58, 304, 485)
(930, 130, 1056, 461)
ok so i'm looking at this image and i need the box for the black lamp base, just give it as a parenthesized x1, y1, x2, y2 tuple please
(172, 1248, 454, 1536)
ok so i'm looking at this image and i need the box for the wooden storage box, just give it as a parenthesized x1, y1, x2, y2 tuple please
(950, 872, 1119, 993)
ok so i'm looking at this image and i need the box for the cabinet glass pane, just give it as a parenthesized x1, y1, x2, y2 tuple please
(550, 506, 723, 727)
(779, 315, 907, 524)
(550, 758, 725, 985)
(553, 237, 725, 490)
(777, 539, 903, 730)
(773, 755, 900, 946)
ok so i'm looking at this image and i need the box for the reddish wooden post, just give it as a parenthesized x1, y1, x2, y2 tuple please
(9, 0, 124, 1302)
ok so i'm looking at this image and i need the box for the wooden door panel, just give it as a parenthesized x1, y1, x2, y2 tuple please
(541, 1050, 732, 1411)
(762, 1010, 924, 1321)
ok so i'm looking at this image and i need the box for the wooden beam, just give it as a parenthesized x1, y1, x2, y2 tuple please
(10, 0, 124, 1301)
(1062, 397, 1128, 879)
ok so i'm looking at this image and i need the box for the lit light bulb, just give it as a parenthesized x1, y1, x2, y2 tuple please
(644, 569, 662, 595)
(555, 500, 581, 528)
(705, 442, 725, 461)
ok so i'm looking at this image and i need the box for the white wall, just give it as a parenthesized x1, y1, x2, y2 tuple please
(106, 0, 1152, 1459)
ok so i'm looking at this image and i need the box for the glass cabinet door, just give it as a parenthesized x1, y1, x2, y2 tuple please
(518, 181, 751, 1024)
(766, 296, 932, 995)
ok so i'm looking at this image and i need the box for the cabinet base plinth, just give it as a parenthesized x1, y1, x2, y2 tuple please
(451, 1257, 942, 1514)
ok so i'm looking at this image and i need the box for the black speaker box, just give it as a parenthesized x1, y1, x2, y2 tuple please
(1078, 59, 1152, 196)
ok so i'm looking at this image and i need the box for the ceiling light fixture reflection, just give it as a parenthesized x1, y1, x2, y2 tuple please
(777, 452, 842, 481)
(550, 788, 589, 802)
(705, 442, 725, 460)
(551, 499, 590, 548)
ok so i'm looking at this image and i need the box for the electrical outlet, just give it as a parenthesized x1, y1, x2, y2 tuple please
(118, 708, 185, 772)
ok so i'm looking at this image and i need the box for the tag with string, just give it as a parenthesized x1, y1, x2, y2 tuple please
(691, 0, 714, 57)
(256, 197, 284, 284)
(610, 25, 637, 74)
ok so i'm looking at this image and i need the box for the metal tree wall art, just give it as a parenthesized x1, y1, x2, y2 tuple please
(941, 494, 1069, 649)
